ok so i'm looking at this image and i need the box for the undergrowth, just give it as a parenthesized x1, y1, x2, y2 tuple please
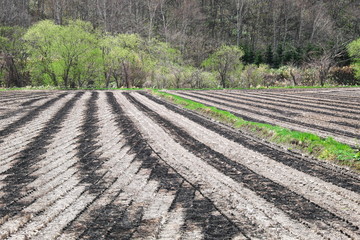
(152, 90, 360, 171)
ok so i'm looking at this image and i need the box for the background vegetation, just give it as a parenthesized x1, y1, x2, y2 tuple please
(0, 0, 360, 89)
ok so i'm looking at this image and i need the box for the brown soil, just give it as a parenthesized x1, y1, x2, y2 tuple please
(169, 88, 360, 146)
(0, 89, 359, 239)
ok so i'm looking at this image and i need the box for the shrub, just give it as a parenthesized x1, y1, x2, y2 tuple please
(241, 64, 270, 88)
(300, 68, 318, 86)
(348, 38, 360, 79)
(330, 66, 359, 85)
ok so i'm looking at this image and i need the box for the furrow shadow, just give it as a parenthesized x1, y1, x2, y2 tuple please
(128, 92, 359, 237)
(75, 92, 243, 240)
(175, 92, 360, 143)
(142, 92, 360, 193)
(0, 92, 84, 219)
(0, 93, 68, 142)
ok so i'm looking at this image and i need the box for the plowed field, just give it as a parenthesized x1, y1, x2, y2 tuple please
(0, 90, 359, 239)
(170, 88, 360, 146)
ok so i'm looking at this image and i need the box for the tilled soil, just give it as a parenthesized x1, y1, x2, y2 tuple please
(169, 88, 360, 146)
(0, 90, 359, 239)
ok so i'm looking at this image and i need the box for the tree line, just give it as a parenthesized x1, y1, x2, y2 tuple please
(0, 0, 359, 88)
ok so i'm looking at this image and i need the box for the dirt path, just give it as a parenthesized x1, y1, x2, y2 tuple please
(0, 90, 359, 239)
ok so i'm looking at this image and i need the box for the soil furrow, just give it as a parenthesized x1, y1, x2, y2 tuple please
(245, 91, 360, 113)
(127, 92, 360, 238)
(173, 91, 359, 145)
(246, 88, 360, 105)
(0, 92, 56, 103)
(142, 92, 360, 193)
(0, 116, 83, 199)
(213, 91, 360, 121)
(2, 132, 140, 239)
(182, 91, 360, 131)
(0, 105, 38, 122)
(201, 91, 360, 133)
(15, 138, 131, 239)
(102, 91, 245, 240)
(1, 89, 359, 239)
(302, 92, 360, 104)
(4, 92, 128, 239)
(31, 92, 160, 239)
(0, 93, 86, 239)
(20, 96, 49, 106)
(57, 158, 141, 240)
(0, 92, 83, 220)
(0, 93, 68, 142)
(134, 92, 360, 228)
(118, 92, 323, 239)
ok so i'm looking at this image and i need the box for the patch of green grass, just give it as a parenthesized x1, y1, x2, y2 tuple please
(152, 90, 360, 171)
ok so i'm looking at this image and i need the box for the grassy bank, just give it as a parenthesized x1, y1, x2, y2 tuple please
(152, 90, 360, 171)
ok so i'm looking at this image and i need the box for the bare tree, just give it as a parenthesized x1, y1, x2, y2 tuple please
(147, 0, 160, 40)
(235, 0, 246, 46)
(53, 0, 64, 25)
(309, 50, 341, 86)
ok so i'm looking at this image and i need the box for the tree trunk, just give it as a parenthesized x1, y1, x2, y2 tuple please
(4, 54, 21, 88)
(298, 6, 303, 46)
(160, 0, 168, 43)
(37, 0, 45, 20)
(289, 69, 297, 86)
(147, 0, 159, 41)
(272, 3, 278, 49)
(236, 0, 245, 46)
(54, 0, 63, 25)
(104, 71, 111, 88)
(122, 61, 131, 88)
(50, 71, 58, 86)
(113, 73, 120, 88)
(220, 72, 226, 88)
(63, 66, 71, 88)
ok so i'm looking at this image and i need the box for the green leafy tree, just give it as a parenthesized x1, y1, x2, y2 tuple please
(0, 26, 28, 87)
(145, 39, 184, 88)
(101, 34, 148, 88)
(348, 38, 360, 79)
(24, 20, 100, 88)
(202, 45, 244, 88)
(56, 20, 100, 88)
(23, 20, 61, 86)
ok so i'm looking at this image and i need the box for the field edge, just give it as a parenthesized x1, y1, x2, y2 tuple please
(150, 90, 360, 172)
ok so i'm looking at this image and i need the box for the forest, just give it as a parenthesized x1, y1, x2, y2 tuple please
(0, 0, 360, 89)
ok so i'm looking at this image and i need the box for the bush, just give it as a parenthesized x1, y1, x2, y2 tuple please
(300, 68, 318, 86)
(240, 64, 270, 88)
(348, 38, 360, 79)
(330, 66, 359, 86)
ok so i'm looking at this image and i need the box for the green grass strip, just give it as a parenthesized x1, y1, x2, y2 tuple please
(152, 90, 360, 171)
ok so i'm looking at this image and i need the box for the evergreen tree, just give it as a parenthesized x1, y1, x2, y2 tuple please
(274, 44, 284, 68)
(265, 45, 273, 67)
(254, 51, 263, 66)
(242, 46, 255, 64)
